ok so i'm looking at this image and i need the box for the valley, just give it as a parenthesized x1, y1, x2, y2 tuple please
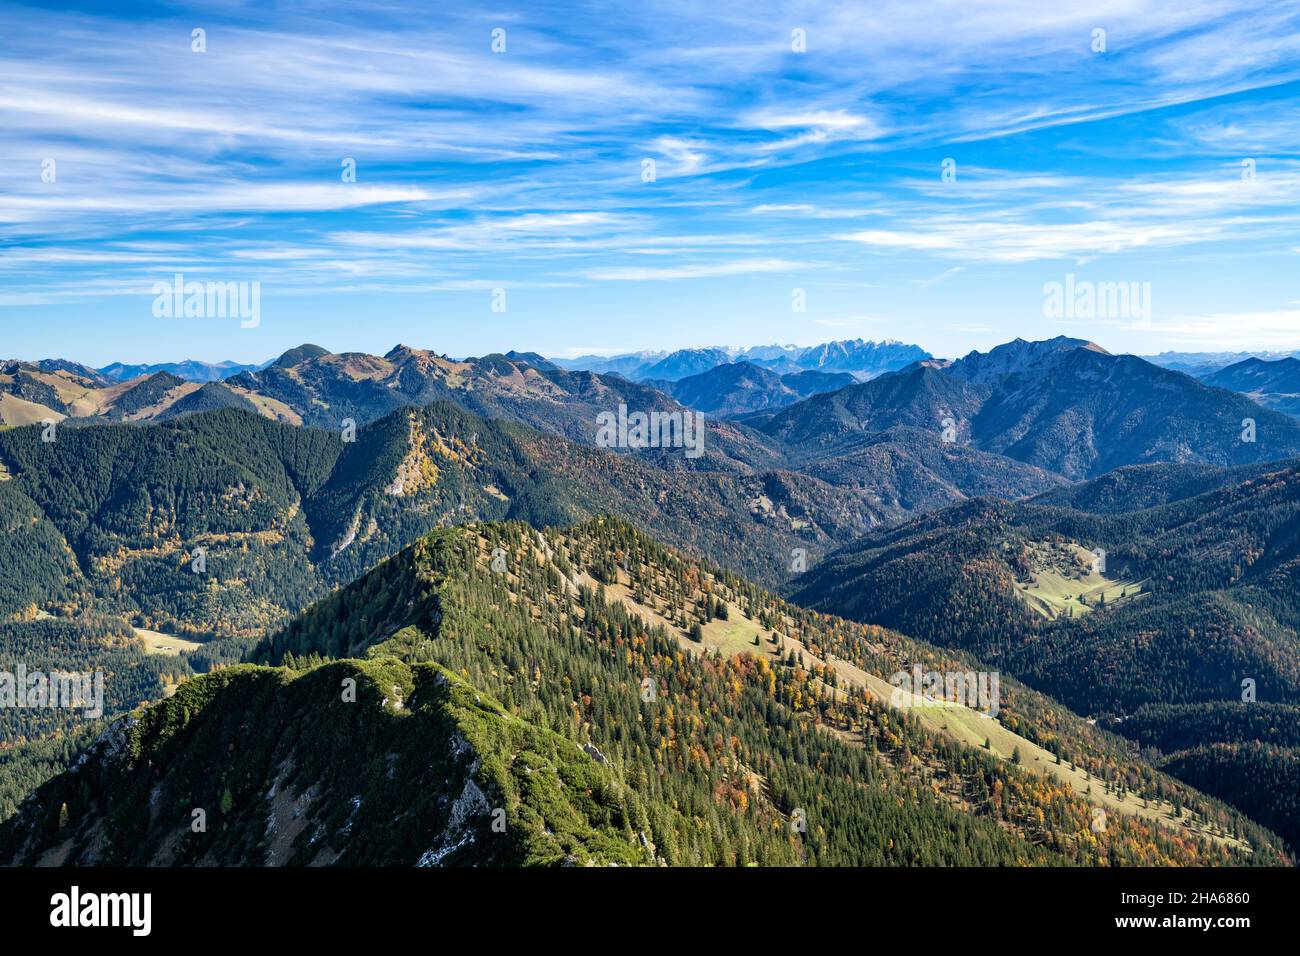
(787, 458, 1300, 855)
(13, 516, 1272, 866)
(2, 336, 1298, 867)
(1012, 540, 1144, 620)
(5, 0, 1299, 913)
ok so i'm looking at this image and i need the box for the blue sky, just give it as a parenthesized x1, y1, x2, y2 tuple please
(2, 0, 1300, 365)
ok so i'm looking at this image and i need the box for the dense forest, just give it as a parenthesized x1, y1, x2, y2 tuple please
(2, 660, 651, 866)
(787, 464, 1300, 853)
(1103, 702, 1300, 853)
(2, 402, 1295, 864)
(0, 403, 880, 642)
(242, 517, 1284, 865)
(0, 615, 214, 820)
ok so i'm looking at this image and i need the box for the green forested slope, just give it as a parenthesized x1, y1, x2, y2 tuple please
(786, 464, 1300, 852)
(6, 517, 1285, 865)
(0, 404, 870, 639)
(1, 660, 645, 866)
(243, 518, 1283, 865)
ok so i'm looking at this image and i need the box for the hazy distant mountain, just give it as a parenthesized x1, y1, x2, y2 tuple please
(945, 336, 1101, 384)
(98, 358, 267, 382)
(791, 339, 931, 377)
(1141, 349, 1300, 376)
(654, 361, 855, 416)
(1202, 357, 1300, 417)
(553, 339, 931, 382)
(636, 347, 735, 381)
(737, 343, 806, 365)
(784, 368, 859, 396)
(549, 350, 667, 377)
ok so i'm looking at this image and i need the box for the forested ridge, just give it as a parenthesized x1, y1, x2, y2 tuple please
(788, 464, 1300, 708)
(0, 402, 883, 643)
(6, 517, 1286, 864)
(2, 660, 649, 866)
(787, 463, 1300, 854)
(1, 402, 1295, 865)
(243, 517, 1283, 865)
(1102, 702, 1300, 854)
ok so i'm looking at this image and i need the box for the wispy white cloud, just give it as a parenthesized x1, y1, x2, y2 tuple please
(2, 0, 1300, 357)
(581, 258, 810, 281)
(0, 183, 449, 223)
(1101, 309, 1300, 349)
(838, 164, 1300, 262)
(749, 203, 876, 219)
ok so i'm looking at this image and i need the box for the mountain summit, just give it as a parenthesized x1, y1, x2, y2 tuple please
(762, 337, 1300, 480)
(947, 336, 1106, 384)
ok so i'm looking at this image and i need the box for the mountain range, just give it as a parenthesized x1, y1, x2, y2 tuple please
(6, 335, 1300, 620)
(552, 339, 931, 381)
(4, 333, 1300, 866)
(648, 362, 857, 417)
(1142, 350, 1300, 376)
(97, 358, 268, 383)
(761, 337, 1300, 479)
(3, 517, 1282, 865)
